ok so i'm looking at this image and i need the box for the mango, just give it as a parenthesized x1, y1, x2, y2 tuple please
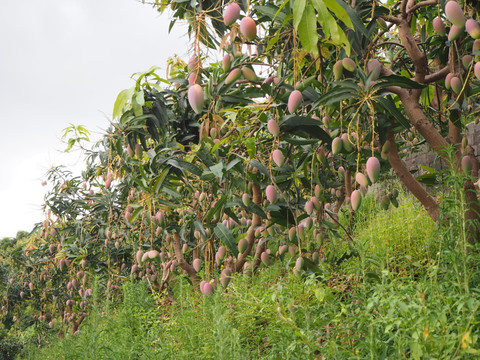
(475, 62, 480, 80)
(445, 1, 465, 28)
(341, 133, 354, 152)
(448, 25, 463, 42)
(191, 258, 201, 273)
(295, 256, 304, 270)
(272, 149, 285, 167)
(433, 16, 446, 36)
(450, 76, 462, 94)
(188, 55, 200, 72)
(238, 238, 248, 253)
(222, 54, 232, 72)
(261, 251, 270, 266)
(351, 190, 362, 211)
(331, 137, 343, 155)
(367, 59, 381, 80)
(287, 90, 303, 113)
(240, 16, 256, 41)
(267, 119, 280, 136)
(221, 268, 232, 287)
(304, 200, 314, 214)
(242, 193, 251, 207)
(333, 60, 343, 81)
(462, 155, 473, 175)
(266, 184, 277, 203)
(223, 3, 240, 26)
(445, 72, 454, 89)
(466, 19, 480, 39)
(288, 227, 296, 242)
(342, 57, 356, 72)
(225, 68, 241, 85)
(188, 84, 204, 114)
(242, 66, 257, 81)
(366, 157, 380, 183)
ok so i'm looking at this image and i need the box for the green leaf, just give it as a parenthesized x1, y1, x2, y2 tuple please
(293, 0, 306, 30)
(297, 4, 318, 56)
(210, 162, 224, 181)
(249, 159, 269, 176)
(322, 0, 353, 29)
(375, 75, 426, 89)
(205, 196, 227, 224)
(113, 87, 134, 119)
(375, 96, 410, 130)
(245, 137, 256, 159)
(214, 223, 239, 257)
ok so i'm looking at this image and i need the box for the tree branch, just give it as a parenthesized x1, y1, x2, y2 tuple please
(407, 0, 438, 14)
(386, 131, 439, 221)
(424, 65, 450, 84)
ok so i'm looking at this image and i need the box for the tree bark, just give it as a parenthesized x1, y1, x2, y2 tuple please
(172, 233, 199, 286)
(386, 132, 440, 221)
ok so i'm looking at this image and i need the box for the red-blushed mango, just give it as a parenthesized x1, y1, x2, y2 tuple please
(474, 39, 480, 53)
(297, 224, 305, 241)
(304, 200, 314, 214)
(199, 280, 207, 293)
(288, 227, 296, 242)
(272, 149, 285, 167)
(311, 196, 321, 211)
(202, 282, 214, 296)
(240, 16, 257, 41)
(148, 250, 160, 259)
(188, 55, 200, 72)
(462, 155, 473, 175)
(217, 246, 226, 261)
(193, 258, 202, 272)
(351, 189, 362, 211)
(225, 68, 241, 84)
(333, 60, 343, 81)
(466, 19, 480, 39)
(238, 238, 248, 253)
(223, 2, 240, 26)
(433, 16, 446, 35)
(222, 54, 232, 72)
(462, 55, 473, 68)
(266, 184, 277, 203)
(342, 57, 356, 72)
(450, 76, 462, 94)
(445, 1, 466, 28)
(188, 84, 204, 114)
(367, 59, 382, 80)
(136, 250, 144, 265)
(314, 184, 321, 198)
(267, 119, 280, 136)
(287, 90, 303, 113)
(188, 72, 200, 86)
(331, 137, 343, 155)
(445, 72, 454, 89)
(448, 25, 464, 41)
(278, 244, 288, 256)
(242, 66, 257, 81)
(261, 251, 270, 266)
(221, 268, 232, 287)
(29, 282, 34, 290)
(475, 62, 480, 79)
(366, 157, 381, 183)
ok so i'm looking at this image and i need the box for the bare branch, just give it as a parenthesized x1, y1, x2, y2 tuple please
(407, 0, 438, 14)
(424, 64, 450, 84)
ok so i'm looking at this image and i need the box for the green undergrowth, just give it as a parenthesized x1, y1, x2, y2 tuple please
(20, 191, 480, 359)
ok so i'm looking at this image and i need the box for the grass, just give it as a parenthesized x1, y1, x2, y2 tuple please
(19, 186, 480, 359)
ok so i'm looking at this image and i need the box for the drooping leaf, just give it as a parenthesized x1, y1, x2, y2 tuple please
(214, 223, 239, 257)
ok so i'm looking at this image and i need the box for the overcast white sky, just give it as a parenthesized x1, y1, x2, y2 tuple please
(0, 1, 189, 238)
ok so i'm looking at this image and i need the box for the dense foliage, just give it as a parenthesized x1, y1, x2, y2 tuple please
(2, 0, 480, 357)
